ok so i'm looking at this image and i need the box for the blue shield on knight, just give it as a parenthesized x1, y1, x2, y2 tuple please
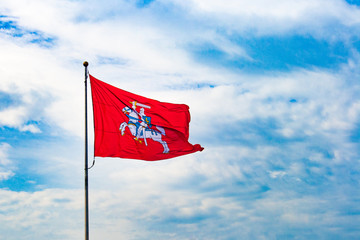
(143, 116, 152, 127)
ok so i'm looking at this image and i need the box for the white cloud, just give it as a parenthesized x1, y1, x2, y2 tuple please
(167, 67, 360, 149)
(1, 179, 356, 239)
(268, 170, 287, 179)
(0, 189, 83, 240)
(0, 34, 84, 135)
(19, 124, 41, 133)
(171, 0, 360, 38)
(0, 143, 14, 181)
(0, 106, 27, 127)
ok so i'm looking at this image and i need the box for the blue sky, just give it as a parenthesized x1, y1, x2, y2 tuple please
(1, 0, 360, 239)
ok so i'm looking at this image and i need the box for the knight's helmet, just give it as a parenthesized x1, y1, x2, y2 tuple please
(140, 108, 145, 115)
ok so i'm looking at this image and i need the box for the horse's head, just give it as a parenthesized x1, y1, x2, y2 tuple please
(122, 106, 131, 115)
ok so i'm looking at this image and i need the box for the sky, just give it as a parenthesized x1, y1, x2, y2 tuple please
(0, 0, 360, 239)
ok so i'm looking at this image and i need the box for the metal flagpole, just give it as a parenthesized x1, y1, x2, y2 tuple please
(83, 61, 89, 240)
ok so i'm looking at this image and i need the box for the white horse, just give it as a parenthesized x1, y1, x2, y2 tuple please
(119, 122, 170, 154)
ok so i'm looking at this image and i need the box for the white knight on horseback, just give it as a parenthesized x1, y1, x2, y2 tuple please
(119, 101, 169, 154)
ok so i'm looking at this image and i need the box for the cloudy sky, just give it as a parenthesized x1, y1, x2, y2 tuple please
(1, 0, 360, 239)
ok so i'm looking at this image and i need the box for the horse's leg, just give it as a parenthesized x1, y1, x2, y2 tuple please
(149, 131, 169, 153)
(128, 124, 137, 137)
(161, 141, 169, 153)
(156, 137, 169, 153)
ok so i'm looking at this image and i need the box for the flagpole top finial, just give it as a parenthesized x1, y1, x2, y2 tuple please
(83, 61, 89, 67)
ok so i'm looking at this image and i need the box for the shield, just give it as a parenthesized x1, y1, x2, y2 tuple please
(143, 116, 152, 127)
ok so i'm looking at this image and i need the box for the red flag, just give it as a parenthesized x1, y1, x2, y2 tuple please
(90, 75, 204, 161)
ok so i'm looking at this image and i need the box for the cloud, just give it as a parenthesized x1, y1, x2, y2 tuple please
(171, 0, 360, 37)
(0, 183, 358, 240)
(18, 124, 41, 133)
(0, 32, 83, 136)
(0, 189, 83, 240)
(177, 66, 360, 149)
(0, 143, 14, 181)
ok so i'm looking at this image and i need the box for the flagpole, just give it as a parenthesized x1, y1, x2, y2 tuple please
(83, 61, 89, 240)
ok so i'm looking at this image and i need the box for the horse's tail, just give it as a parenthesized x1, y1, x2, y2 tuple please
(156, 126, 166, 135)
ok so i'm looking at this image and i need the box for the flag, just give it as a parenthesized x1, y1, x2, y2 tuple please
(89, 74, 204, 161)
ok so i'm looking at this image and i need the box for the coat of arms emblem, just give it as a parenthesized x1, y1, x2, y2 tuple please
(119, 101, 170, 153)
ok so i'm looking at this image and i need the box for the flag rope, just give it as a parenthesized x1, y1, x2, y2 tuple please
(88, 157, 96, 169)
